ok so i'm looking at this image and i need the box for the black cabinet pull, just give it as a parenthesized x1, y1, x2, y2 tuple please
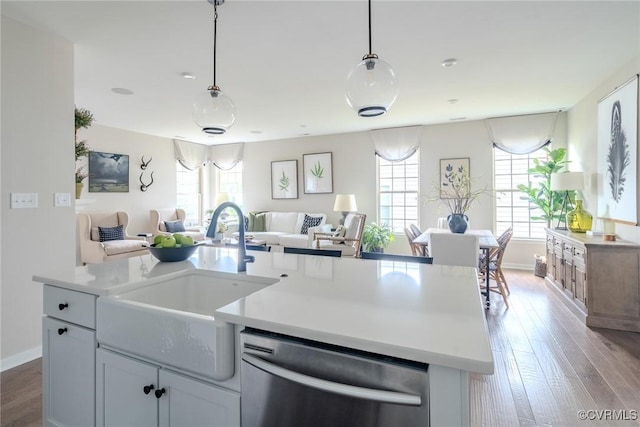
(58, 303, 69, 311)
(155, 388, 166, 398)
(57, 328, 67, 335)
(143, 384, 155, 395)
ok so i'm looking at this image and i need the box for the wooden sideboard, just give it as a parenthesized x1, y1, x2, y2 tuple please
(545, 228, 640, 333)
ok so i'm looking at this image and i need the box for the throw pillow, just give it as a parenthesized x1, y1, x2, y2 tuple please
(300, 214, 323, 235)
(164, 220, 186, 233)
(98, 225, 125, 242)
(253, 212, 267, 232)
(243, 215, 249, 231)
(332, 225, 346, 237)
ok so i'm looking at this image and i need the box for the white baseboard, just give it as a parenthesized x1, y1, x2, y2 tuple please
(502, 263, 534, 271)
(1, 346, 42, 372)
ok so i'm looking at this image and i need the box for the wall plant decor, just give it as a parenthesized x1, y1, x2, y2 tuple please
(303, 152, 333, 194)
(440, 157, 470, 199)
(88, 151, 130, 192)
(597, 75, 638, 225)
(271, 160, 298, 199)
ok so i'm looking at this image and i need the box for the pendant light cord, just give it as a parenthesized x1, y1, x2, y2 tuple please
(368, 0, 372, 55)
(213, 3, 218, 86)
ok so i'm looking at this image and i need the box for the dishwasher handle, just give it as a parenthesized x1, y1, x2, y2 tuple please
(242, 353, 422, 406)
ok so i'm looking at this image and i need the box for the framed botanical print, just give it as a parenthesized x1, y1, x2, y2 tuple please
(440, 157, 470, 199)
(271, 160, 298, 199)
(303, 152, 333, 194)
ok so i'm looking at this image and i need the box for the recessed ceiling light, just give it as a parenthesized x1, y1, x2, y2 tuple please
(250, 130, 263, 134)
(181, 72, 196, 79)
(447, 99, 459, 104)
(111, 87, 134, 95)
(441, 58, 457, 68)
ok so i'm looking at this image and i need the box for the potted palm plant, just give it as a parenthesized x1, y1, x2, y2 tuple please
(362, 223, 395, 253)
(75, 107, 94, 198)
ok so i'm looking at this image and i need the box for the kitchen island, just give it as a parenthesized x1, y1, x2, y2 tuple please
(34, 246, 493, 427)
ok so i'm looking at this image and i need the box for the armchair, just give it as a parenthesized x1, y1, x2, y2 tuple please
(78, 211, 149, 264)
(313, 213, 366, 257)
(149, 208, 205, 241)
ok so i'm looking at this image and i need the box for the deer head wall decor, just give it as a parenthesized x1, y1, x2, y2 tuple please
(140, 171, 154, 192)
(140, 155, 152, 170)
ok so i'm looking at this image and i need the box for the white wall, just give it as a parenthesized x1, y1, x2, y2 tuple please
(568, 55, 640, 243)
(78, 124, 177, 235)
(1, 16, 75, 369)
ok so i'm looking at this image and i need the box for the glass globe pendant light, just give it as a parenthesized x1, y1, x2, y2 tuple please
(193, 0, 235, 135)
(346, 0, 398, 117)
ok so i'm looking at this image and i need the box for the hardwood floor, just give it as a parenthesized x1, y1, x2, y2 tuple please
(0, 358, 41, 427)
(470, 270, 640, 427)
(1, 270, 639, 426)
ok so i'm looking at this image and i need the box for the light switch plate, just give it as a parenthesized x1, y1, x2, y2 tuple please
(10, 193, 38, 209)
(54, 192, 71, 207)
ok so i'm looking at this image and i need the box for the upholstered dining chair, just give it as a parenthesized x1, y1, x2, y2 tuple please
(428, 233, 479, 268)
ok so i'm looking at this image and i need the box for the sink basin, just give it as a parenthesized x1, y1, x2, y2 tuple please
(96, 270, 276, 381)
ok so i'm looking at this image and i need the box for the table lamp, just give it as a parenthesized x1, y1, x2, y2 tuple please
(334, 194, 357, 225)
(550, 172, 583, 230)
(214, 192, 230, 219)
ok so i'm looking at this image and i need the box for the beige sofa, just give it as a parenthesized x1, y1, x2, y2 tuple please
(78, 211, 149, 264)
(235, 211, 330, 248)
(149, 208, 206, 241)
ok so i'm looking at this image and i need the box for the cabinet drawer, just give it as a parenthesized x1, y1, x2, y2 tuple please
(44, 285, 96, 329)
(573, 245, 585, 260)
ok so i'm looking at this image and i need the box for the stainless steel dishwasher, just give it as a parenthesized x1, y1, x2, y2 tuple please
(241, 328, 429, 427)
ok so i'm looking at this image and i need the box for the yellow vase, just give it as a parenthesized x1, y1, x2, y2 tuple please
(567, 200, 592, 233)
(75, 182, 84, 199)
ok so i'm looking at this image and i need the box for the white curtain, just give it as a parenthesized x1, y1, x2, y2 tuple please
(209, 142, 244, 170)
(173, 139, 209, 170)
(370, 126, 423, 162)
(485, 111, 559, 154)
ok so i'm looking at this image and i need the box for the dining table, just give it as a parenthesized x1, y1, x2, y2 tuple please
(413, 228, 499, 307)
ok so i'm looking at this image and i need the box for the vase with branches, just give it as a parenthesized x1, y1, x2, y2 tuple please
(75, 107, 94, 197)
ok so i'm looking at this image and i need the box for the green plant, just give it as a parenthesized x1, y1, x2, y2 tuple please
(311, 161, 324, 178)
(75, 107, 94, 183)
(362, 222, 395, 252)
(279, 171, 290, 191)
(516, 147, 573, 227)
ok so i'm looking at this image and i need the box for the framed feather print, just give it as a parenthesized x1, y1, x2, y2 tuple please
(597, 75, 638, 225)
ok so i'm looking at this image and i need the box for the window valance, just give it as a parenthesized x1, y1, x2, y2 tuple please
(173, 139, 209, 171)
(209, 142, 244, 171)
(486, 111, 559, 154)
(370, 125, 423, 162)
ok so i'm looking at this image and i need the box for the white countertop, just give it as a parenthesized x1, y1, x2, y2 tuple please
(33, 246, 494, 374)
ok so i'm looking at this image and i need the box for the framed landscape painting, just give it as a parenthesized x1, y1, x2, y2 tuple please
(303, 152, 333, 194)
(597, 75, 638, 225)
(271, 160, 298, 199)
(88, 151, 129, 193)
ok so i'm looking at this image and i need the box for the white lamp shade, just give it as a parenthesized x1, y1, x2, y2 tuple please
(334, 194, 358, 212)
(192, 87, 236, 135)
(214, 192, 230, 205)
(550, 172, 584, 191)
(346, 57, 398, 117)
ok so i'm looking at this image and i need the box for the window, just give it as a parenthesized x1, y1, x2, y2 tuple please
(494, 148, 548, 239)
(378, 151, 419, 233)
(176, 162, 201, 227)
(217, 161, 243, 207)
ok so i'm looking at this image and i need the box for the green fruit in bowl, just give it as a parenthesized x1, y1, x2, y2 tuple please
(161, 236, 177, 248)
(153, 235, 165, 245)
(182, 236, 194, 246)
(173, 233, 185, 244)
(154, 243, 163, 248)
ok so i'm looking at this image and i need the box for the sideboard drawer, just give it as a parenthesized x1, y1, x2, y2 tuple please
(44, 285, 96, 329)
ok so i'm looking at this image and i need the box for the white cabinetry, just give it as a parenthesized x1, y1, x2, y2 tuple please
(42, 285, 97, 427)
(96, 348, 240, 427)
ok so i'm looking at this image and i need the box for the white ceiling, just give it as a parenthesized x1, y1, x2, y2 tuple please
(3, 1, 640, 145)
